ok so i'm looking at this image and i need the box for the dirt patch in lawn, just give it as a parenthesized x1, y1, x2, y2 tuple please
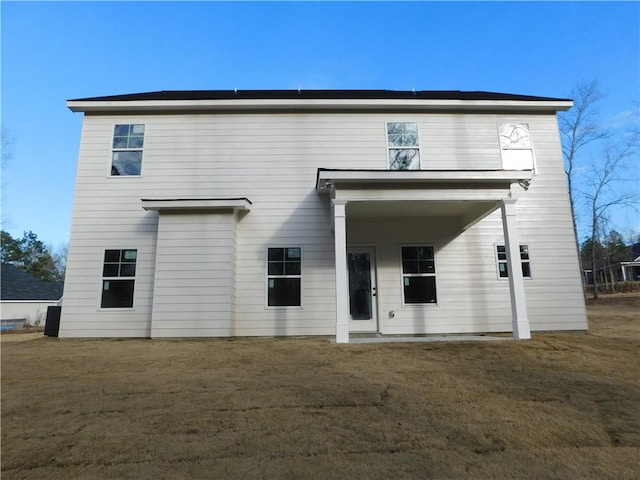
(2, 294, 639, 479)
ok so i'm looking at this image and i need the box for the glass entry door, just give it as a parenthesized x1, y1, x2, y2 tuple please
(347, 247, 378, 332)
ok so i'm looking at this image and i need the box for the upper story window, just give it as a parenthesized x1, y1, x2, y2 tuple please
(387, 122, 420, 170)
(498, 123, 534, 171)
(111, 124, 145, 176)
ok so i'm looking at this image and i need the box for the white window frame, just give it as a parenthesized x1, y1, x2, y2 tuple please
(495, 244, 532, 280)
(99, 248, 138, 310)
(497, 121, 537, 174)
(110, 124, 145, 177)
(400, 245, 438, 306)
(265, 246, 303, 309)
(385, 121, 421, 170)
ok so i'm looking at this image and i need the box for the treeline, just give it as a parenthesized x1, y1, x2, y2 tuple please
(1, 230, 66, 281)
(560, 80, 639, 299)
(580, 230, 636, 270)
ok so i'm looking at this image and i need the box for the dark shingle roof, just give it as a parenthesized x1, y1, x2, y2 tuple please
(70, 89, 571, 103)
(1, 264, 64, 301)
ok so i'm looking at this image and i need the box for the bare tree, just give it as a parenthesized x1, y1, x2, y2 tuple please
(582, 133, 639, 299)
(50, 242, 68, 280)
(559, 80, 610, 240)
(1, 126, 17, 213)
(1, 125, 16, 168)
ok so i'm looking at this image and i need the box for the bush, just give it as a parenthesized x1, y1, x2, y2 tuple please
(585, 281, 640, 294)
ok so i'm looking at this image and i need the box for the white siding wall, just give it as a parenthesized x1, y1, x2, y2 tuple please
(150, 212, 236, 337)
(61, 111, 586, 337)
(1, 301, 60, 326)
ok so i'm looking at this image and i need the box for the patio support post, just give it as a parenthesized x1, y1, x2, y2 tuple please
(332, 200, 349, 343)
(501, 199, 531, 340)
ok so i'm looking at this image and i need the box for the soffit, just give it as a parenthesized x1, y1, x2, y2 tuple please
(316, 169, 529, 228)
(346, 200, 487, 217)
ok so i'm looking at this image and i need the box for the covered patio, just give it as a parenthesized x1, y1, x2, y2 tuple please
(316, 168, 534, 343)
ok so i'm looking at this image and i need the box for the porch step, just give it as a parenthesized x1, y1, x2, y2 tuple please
(344, 334, 512, 344)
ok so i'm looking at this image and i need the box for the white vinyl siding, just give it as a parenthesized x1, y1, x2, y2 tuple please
(1, 301, 61, 326)
(60, 110, 587, 337)
(150, 212, 237, 338)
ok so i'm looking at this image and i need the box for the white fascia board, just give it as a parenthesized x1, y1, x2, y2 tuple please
(67, 98, 573, 114)
(141, 198, 251, 212)
(1, 299, 62, 303)
(316, 169, 533, 191)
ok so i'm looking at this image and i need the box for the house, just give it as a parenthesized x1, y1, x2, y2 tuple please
(584, 255, 640, 286)
(60, 89, 587, 342)
(620, 256, 640, 281)
(1, 263, 64, 328)
(582, 242, 640, 286)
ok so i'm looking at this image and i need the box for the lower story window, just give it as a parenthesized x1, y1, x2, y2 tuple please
(496, 245, 531, 278)
(101, 249, 137, 308)
(401, 246, 437, 304)
(267, 247, 301, 307)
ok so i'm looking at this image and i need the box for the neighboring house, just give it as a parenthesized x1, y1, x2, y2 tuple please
(620, 257, 640, 281)
(61, 89, 587, 342)
(1, 263, 64, 327)
(584, 255, 640, 285)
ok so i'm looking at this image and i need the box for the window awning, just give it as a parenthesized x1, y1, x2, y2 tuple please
(141, 197, 251, 212)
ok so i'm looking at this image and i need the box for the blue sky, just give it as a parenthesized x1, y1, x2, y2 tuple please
(2, 1, 639, 248)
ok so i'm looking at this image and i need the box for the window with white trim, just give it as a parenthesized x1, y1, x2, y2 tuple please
(498, 123, 533, 170)
(111, 124, 145, 176)
(101, 249, 137, 308)
(401, 246, 437, 304)
(267, 247, 301, 307)
(387, 122, 420, 170)
(496, 245, 531, 278)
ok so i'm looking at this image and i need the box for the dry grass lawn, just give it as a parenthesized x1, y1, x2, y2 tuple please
(2, 294, 639, 479)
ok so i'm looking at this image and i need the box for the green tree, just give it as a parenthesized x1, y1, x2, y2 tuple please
(1, 230, 64, 281)
(582, 230, 632, 293)
(604, 230, 629, 265)
(580, 237, 604, 272)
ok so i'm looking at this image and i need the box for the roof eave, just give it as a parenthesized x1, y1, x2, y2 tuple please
(316, 169, 534, 192)
(68, 98, 573, 114)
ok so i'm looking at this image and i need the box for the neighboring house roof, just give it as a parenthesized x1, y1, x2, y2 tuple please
(70, 89, 571, 103)
(1, 263, 64, 301)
